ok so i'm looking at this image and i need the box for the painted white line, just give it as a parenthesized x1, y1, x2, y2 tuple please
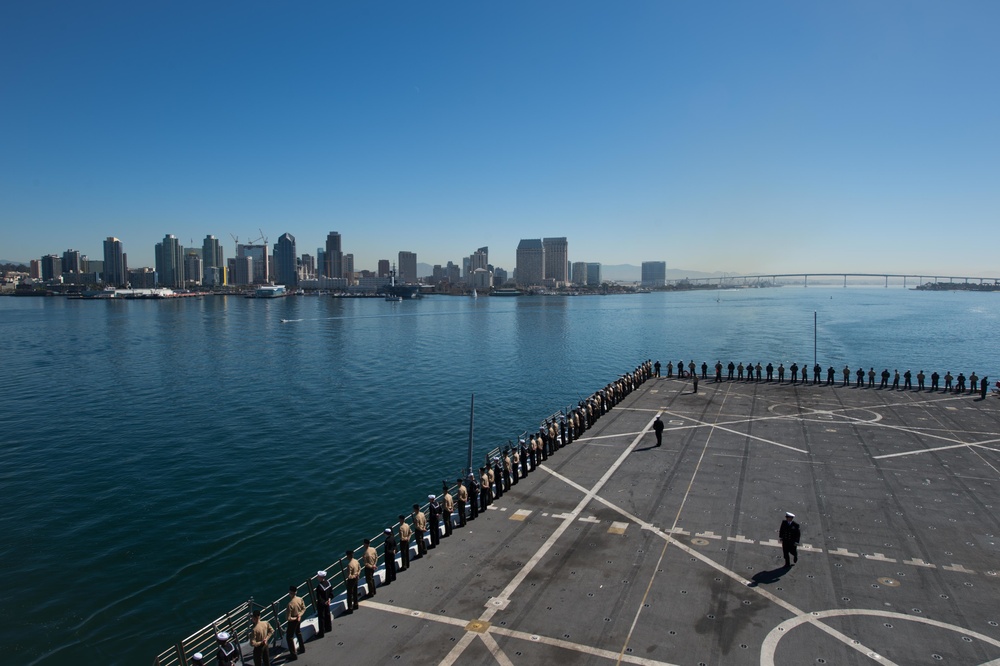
(488, 625, 681, 666)
(479, 631, 515, 666)
(873, 442, 975, 460)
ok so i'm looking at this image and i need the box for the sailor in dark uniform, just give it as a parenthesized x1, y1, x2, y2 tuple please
(315, 570, 333, 637)
(191, 653, 205, 666)
(779, 512, 801, 567)
(383, 528, 397, 583)
(216, 632, 239, 666)
(427, 494, 441, 548)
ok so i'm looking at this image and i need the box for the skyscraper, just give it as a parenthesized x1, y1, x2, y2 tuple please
(469, 246, 488, 275)
(274, 233, 298, 286)
(61, 249, 82, 274)
(515, 239, 545, 286)
(103, 237, 126, 287)
(586, 263, 602, 287)
(155, 234, 184, 288)
(571, 261, 588, 286)
(236, 244, 269, 285)
(202, 235, 224, 286)
(41, 254, 60, 281)
(325, 232, 343, 281)
(377, 259, 390, 278)
(641, 261, 667, 287)
(398, 251, 417, 283)
(344, 253, 355, 283)
(184, 251, 203, 285)
(542, 237, 568, 283)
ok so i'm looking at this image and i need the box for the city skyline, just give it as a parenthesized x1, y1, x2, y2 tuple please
(3, 3, 998, 275)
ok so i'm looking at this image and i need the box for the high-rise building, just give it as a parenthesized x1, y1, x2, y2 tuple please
(29, 259, 41, 279)
(184, 251, 203, 285)
(586, 263, 602, 287)
(236, 244, 269, 284)
(274, 233, 298, 286)
(41, 255, 61, 281)
(398, 251, 417, 283)
(202, 235, 223, 277)
(128, 267, 157, 288)
(344, 253, 354, 284)
(377, 259, 390, 278)
(542, 237, 568, 283)
(316, 249, 326, 277)
(515, 239, 545, 286)
(469, 246, 488, 276)
(61, 249, 82, 274)
(300, 253, 315, 281)
(641, 261, 667, 287)
(325, 232, 343, 281)
(155, 234, 184, 288)
(103, 237, 127, 287)
(571, 261, 588, 286)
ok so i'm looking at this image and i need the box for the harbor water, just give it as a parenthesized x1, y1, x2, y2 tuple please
(1, 287, 998, 665)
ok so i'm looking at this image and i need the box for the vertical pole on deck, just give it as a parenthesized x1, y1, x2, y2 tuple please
(813, 311, 817, 367)
(467, 394, 475, 478)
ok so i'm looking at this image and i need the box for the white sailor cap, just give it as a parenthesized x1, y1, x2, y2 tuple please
(192, 653, 204, 662)
(317, 570, 327, 578)
(217, 632, 230, 642)
(384, 528, 392, 534)
(785, 512, 795, 518)
(428, 494, 436, 500)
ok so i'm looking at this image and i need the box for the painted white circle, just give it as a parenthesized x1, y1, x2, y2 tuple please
(760, 609, 1000, 665)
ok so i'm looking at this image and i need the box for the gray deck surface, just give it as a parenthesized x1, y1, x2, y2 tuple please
(277, 376, 1000, 665)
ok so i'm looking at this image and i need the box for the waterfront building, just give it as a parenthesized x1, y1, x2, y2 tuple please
(641, 261, 667, 287)
(103, 237, 127, 287)
(586, 263, 602, 287)
(184, 252, 203, 286)
(29, 259, 41, 279)
(468, 246, 488, 278)
(493, 267, 508, 286)
(61, 249, 82, 274)
(344, 253, 355, 284)
(398, 251, 417, 283)
(316, 249, 326, 277)
(41, 254, 61, 281)
(515, 239, 545, 287)
(274, 233, 298, 286)
(201, 236, 223, 283)
(155, 235, 184, 288)
(128, 267, 157, 288)
(378, 259, 390, 278)
(236, 244, 269, 285)
(230, 255, 253, 286)
(571, 261, 588, 286)
(543, 237, 568, 283)
(471, 268, 492, 290)
(299, 253, 315, 281)
(325, 232, 343, 281)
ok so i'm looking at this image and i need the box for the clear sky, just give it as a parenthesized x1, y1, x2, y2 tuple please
(2, 1, 998, 275)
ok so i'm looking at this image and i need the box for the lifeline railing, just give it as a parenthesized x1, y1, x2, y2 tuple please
(152, 420, 576, 666)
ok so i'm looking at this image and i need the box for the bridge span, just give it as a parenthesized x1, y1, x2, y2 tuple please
(669, 272, 1000, 288)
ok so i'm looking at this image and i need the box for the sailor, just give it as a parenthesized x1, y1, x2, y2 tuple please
(479, 467, 489, 512)
(488, 461, 499, 499)
(412, 504, 427, 557)
(880, 368, 890, 389)
(868, 367, 875, 388)
(970, 372, 979, 392)
(468, 472, 480, 519)
(777, 363, 785, 382)
(892, 370, 900, 390)
(814, 363, 822, 385)
(315, 571, 332, 637)
(285, 585, 306, 659)
(756, 362, 763, 381)
(904, 370, 912, 390)
(917, 370, 925, 390)
(702, 361, 708, 379)
(383, 528, 397, 583)
(216, 632, 239, 666)
(826, 366, 835, 385)
(191, 653, 205, 666)
(363, 538, 378, 596)
(790, 362, 798, 384)
(511, 447, 520, 484)
(737, 362, 744, 380)
(652, 416, 664, 447)
(249, 611, 274, 666)
(520, 439, 530, 477)
(800, 364, 807, 384)
(944, 371, 953, 392)
(931, 371, 939, 390)
(441, 482, 454, 537)
(842, 365, 850, 387)
(397, 515, 411, 571)
(654, 360, 661, 377)
(344, 550, 360, 611)
(456, 479, 468, 525)
(855, 367, 863, 387)
(666, 361, 673, 378)
(779, 512, 801, 567)
(502, 451, 512, 491)
(766, 362, 774, 382)
(727, 361, 735, 380)
(427, 495, 441, 547)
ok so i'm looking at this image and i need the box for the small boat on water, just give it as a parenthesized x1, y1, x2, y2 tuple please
(385, 294, 403, 302)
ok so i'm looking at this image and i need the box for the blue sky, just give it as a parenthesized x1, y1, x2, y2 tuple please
(2, 1, 997, 275)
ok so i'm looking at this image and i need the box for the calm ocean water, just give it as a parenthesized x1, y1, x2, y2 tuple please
(2, 287, 998, 664)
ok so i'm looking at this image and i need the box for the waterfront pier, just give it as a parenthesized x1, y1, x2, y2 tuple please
(160, 373, 1000, 665)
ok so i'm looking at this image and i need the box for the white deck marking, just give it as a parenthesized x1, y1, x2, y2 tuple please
(440, 410, 660, 665)
(874, 442, 979, 459)
(479, 631, 515, 666)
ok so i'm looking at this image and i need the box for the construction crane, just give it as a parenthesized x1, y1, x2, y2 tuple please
(250, 228, 268, 246)
(230, 234, 240, 257)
